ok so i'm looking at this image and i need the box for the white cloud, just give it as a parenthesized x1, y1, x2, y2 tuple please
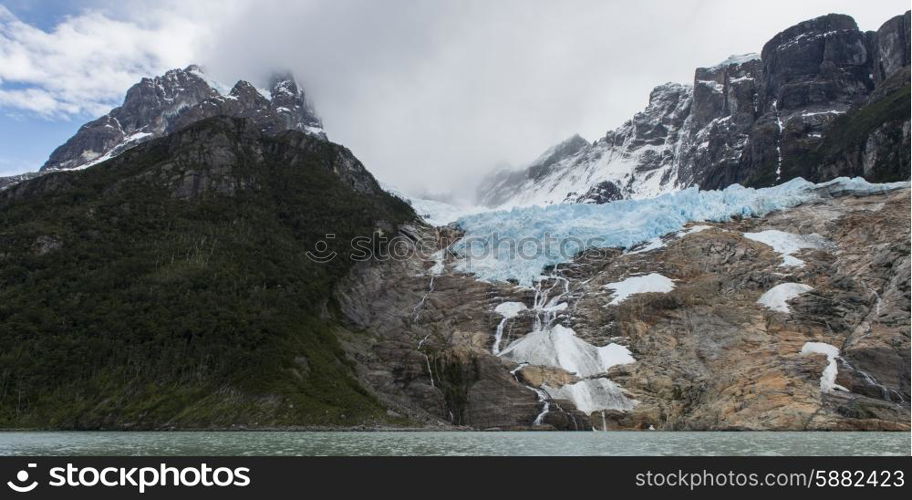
(0, 4, 212, 117)
(0, 0, 908, 197)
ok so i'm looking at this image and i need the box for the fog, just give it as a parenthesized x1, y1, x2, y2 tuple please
(4, 0, 908, 200)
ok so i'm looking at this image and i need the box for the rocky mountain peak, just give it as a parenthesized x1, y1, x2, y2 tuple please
(760, 13, 872, 113)
(477, 10, 910, 209)
(872, 11, 912, 85)
(761, 13, 859, 59)
(39, 66, 326, 173)
(265, 70, 323, 135)
(229, 80, 270, 105)
(268, 71, 299, 97)
(529, 134, 589, 172)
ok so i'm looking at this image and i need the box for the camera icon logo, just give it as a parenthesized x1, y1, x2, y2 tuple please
(7, 463, 38, 493)
(305, 234, 337, 263)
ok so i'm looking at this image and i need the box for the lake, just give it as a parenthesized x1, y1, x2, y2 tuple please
(0, 431, 908, 456)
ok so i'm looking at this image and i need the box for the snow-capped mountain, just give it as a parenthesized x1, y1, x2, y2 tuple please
(41, 66, 326, 172)
(382, 183, 485, 226)
(478, 12, 910, 209)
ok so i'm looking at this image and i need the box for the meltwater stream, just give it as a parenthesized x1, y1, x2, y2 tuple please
(494, 275, 638, 426)
(0, 432, 907, 456)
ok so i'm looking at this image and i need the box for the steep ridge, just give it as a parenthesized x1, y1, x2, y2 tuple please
(478, 11, 910, 208)
(0, 116, 416, 428)
(340, 181, 910, 430)
(40, 66, 325, 173)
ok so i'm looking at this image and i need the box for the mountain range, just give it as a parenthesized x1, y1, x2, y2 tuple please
(0, 11, 908, 431)
(478, 11, 910, 208)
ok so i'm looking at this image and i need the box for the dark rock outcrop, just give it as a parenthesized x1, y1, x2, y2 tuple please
(351, 187, 910, 430)
(0, 116, 416, 430)
(0, 171, 39, 191)
(478, 11, 910, 208)
(40, 66, 325, 173)
(872, 11, 912, 85)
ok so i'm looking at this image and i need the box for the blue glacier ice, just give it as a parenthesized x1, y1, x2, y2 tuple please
(452, 177, 908, 285)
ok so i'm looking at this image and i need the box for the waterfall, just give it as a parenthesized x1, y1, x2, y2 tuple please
(413, 250, 446, 388)
(772, 99, 784, 182)
(492, 301, 527, 355)
(531, 387, 551, 426)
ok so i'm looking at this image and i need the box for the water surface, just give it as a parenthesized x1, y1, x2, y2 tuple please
(0, 431, 908, 456)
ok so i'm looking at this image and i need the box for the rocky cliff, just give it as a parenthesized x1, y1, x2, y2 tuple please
(0, 10, 907, 433)
(341, 185, 910, 430)
(0, 116, 414, 429)
(40, 66, 325, 173)
(478, 11, 910, 208)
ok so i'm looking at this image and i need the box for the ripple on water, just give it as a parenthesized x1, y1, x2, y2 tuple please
(0, 431, 908, 456)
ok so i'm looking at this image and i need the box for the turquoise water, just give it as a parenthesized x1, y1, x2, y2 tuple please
(0, 431, 908, 456)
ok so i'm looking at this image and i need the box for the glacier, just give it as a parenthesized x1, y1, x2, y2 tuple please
(453, 177, 908, 285)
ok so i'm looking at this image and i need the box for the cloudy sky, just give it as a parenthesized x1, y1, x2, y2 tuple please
(0, 0, 907, 200)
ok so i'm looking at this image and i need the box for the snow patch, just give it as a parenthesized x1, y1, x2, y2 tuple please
(743, 230, 829, 267)
(626, 225, 711, 255)
(491, 301, 528, 354)
(801, 110, 845, 118)
(495, 301, 527, 318)
(500, 324, 634, 377)
(757, 283, 814, 313)
(709, 53, 760, 69)
(186, 66, 232, 96)
(800, 342, 848, 392)
(428, 250, 445, 276)
(603, 273, 675, 305)
(626, 237, 666, 254)
(544, 378, 636, 413)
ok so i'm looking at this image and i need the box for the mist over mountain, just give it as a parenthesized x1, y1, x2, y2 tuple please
(0, 10, 908, 432)
(478, 11, 910, 208)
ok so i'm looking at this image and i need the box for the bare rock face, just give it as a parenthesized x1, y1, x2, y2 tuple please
(872, 11, 912, 85)
(759, 14, 872, 111)
(40, 66, 325, 173)
(5, 116, 382, 206)
(478, 11, 910, 208)
(339, 188, 910, 431)
(0, 172, 39, 191)
(333, 229, 551, 429)
(477, 134, 590, 208)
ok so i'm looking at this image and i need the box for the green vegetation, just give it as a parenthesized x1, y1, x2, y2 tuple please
(0, 118, 415, 429)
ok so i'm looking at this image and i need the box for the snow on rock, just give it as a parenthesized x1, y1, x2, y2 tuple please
(428, 250, 445, 275)
(603, 273, 675, 305)
(800, 342, 848, 392)
(383, 184, 485, 226)
(681, 224, 713, 235)
(543, 378, 636, 413)
(491, 301, 528, 355)
(626, 236, 665, 254)
(453, 177, 907, 285)
(743, 229, 829, 267)
(757, 283, 814, 313)
(626, 224, 712, 255)
(710, 53, 761, 69)
(500, 324, 634, 377)
(495, 301, 527, 318)
(597, 343, 636, 369)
